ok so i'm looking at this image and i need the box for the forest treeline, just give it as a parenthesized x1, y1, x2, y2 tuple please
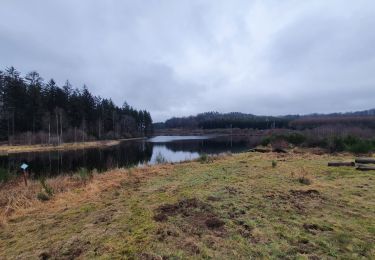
(157, 111, 375, 153)
(156, 110, 375, 130)
(0, 67, 153, 145)
(160, 112, 290, 129)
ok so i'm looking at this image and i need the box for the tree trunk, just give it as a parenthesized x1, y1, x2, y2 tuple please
(7, 113, 10, 145)
(328, 162, 355, 167)
(56, 111, 59, 145)
(356, 165, 375, 171)
(355, 158, 375, 164)
(98, 119, 101, 140)
(48, 122, 51, 145)
(60, 112, 63, 144)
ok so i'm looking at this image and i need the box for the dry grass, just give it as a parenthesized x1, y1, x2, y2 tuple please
(0, 164, 171, 226)
(0, 175, 85, 225)
(0, 137, 145, 154)
(0, 151, 374, 259)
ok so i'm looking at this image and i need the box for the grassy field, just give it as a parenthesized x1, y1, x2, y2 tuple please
(0, 138, 145, 154)
(0, 152, 374, 259)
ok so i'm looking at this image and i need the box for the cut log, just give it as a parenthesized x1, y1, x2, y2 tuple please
(356, 165, 375, 171)
(355, 158, 375, 164)
(328, 162, 355, 167)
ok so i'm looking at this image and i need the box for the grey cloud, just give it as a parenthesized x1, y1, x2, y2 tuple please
(1, 0, 375, 121)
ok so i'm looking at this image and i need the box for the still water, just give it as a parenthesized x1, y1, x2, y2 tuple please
(0, 135, 261, 179)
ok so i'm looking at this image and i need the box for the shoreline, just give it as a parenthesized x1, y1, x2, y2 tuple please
(0, 137, 146, 154)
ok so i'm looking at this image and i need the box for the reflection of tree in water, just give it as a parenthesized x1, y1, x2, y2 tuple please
(0, 136, 261, 180)
(0, 141, 153, 179)
(164, 136, 261, 154)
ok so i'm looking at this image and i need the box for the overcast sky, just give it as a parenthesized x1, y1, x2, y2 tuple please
(1, 0, 375, 121)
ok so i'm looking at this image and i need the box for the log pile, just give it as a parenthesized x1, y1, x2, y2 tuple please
(355, 158, 375, 171)
(328, 157, 375, 171)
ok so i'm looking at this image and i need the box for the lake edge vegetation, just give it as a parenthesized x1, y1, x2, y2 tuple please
(155, 110, 375, 154)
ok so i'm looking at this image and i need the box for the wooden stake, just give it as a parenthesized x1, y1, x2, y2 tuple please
(23, 170, 28, 186)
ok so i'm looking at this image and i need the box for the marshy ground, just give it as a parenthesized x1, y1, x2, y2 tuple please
(0, 152, 374, 259)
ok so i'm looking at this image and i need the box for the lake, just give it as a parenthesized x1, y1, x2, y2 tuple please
(0, 135, 263, 179)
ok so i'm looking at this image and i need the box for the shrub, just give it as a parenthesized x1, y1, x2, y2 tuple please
(272, 160, 277, 168)
(343, 135, 359, 146)
(261, 137, 271, 146)
(305, 137, 328, 148)
(325, 135, 374, 154)
(286, 133, 306, 146)
(271, 139, 289, 150)
(346, 141, 373, 154)
(298, 176, 312, 185)
(40, 177, 54, 197)
(155, 152, 167, 164)
(327, 136, 345, 152)
(78, 168, 93, 182)
(198, 153, 211, 163)
(261, 133, 306, 148)
(37, 192, 50, 201)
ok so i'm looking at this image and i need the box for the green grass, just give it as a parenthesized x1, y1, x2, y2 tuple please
(0, 152, 374, 259)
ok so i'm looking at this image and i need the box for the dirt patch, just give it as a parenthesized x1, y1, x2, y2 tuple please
(139, 253, 165, 260)
(156, 226, 179, 241)
(264, 189, 322, 213)
(153, 198, 225, 235)
(224, 186, 243, 195)
(155, 198, 212, 219)
(40, 237, 91, 260)
(93, 209, 116, 224)
(236, 226, 268, 244)
(207, 195, 221, 202)
(120, 177, 142, 191)
(205, 217, 225, 229)
(290, 189, 320, 197)
(303, 223, 333, 234)
(153, 213, 168, 222)
(228, 206, 247, 219)
(183, 239, 201, 254)
(296, 238, 317, 254)
(39, 252, 51, 260)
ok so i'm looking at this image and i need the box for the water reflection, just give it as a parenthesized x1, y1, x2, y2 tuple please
(149, 135, 210, 143)
(150, 145, 200, 164)
(0, 135, 260, 179)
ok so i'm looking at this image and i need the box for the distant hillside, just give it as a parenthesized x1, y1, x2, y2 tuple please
(155, 109, 375, 130)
